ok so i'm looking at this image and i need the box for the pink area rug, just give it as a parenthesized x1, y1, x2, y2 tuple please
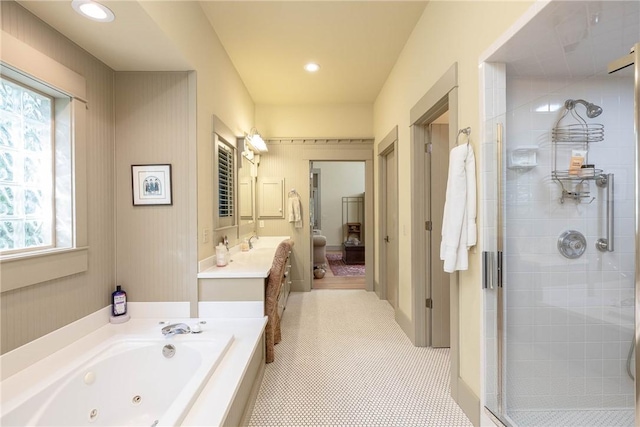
(326, 253, 365, 277)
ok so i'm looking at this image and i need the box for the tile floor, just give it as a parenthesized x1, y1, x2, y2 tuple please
(249, 289, 473, 426)
(507, 409, 634, 427)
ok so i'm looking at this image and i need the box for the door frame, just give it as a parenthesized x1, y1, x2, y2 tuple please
(310, 167, 321, 231)
(409, 63, 478, 422)
(409, 63, 458, 347)
(302, 148, 374, 292)
(377, 126, 398, 302)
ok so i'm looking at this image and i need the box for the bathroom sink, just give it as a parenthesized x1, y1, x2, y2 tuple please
(229, 248, 273, 264)
(198, 236, 290, 279)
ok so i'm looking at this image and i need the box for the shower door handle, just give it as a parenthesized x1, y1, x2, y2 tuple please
(496, 251, 503, 288)
(483, 251, 491, 289)
(483, 251, 499, 289)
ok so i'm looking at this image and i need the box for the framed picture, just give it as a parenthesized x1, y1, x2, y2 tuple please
(131, 164, 172, 206)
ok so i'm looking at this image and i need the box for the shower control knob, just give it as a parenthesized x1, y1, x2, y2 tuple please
(558, 230, 587, 259)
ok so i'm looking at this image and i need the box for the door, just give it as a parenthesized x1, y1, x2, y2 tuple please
(258, 177, 284, 218)
(428, 123, 450, 347)
(384, 148, 398, 308)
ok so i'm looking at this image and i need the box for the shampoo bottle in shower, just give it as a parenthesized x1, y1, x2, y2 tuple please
(112, 285, 127, 317)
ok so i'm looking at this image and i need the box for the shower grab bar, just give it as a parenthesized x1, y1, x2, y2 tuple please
(595, 173, 614, 252)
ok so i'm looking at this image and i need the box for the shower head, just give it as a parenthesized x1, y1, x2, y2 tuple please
(565, 99, 603, 118)
(586, 103, 603, 118)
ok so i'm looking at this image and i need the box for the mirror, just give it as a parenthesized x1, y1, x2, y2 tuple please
(239, 151, 256, 226)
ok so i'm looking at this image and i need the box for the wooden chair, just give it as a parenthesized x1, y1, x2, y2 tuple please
(264, 239, 293, 363)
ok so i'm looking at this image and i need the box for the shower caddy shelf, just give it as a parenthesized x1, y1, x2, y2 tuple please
(550, 99, 614, 253)
(551, 99, 605, 204)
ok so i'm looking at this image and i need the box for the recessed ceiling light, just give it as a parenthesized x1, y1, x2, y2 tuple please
(71, 0, 115, 22)
(304, 63, 320, 73)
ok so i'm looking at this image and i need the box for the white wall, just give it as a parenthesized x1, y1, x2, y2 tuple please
(313, 161, 365, 247)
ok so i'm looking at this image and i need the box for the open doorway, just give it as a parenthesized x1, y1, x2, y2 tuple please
(310, 161, 366, 290)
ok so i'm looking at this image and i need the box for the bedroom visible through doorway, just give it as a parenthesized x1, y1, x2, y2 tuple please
(310, 161, 366, 290)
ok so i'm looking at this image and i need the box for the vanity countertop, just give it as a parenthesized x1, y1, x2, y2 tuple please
(197, 236, 289, 279)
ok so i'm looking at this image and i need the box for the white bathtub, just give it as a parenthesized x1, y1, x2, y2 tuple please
(1, 331, 234, 427)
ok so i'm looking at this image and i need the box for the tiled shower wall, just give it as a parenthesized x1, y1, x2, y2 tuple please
(504, 74, 635, 410)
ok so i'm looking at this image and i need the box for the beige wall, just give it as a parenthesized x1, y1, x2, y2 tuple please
(257, 141, 373, 292)
(0, 2, 116, 353)
(0, 3, 537, 394)
(115, 72, 197, 307)
(1, 1, 256, 351)
(254, 102, 374, 291)
(138, 2, 256, 259)
(373, 0, 534, 398)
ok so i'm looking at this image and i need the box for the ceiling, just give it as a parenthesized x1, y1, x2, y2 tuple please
(17, 1, 428, 105)
(487, 0, 639, 79)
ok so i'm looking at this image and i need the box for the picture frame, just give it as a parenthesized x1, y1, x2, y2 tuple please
(131, 164, 173, 206)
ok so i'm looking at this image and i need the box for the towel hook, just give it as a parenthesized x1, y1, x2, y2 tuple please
(456, 127, 471, 146)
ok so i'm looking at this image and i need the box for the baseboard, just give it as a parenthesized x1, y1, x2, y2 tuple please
(395, 308, 415, 344)
(326, 245, 342, 251)
(456, 377, 480, 426)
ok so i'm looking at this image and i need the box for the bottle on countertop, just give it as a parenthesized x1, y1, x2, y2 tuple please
(216, 243, 228, 266)
(112, 285, 127, 317)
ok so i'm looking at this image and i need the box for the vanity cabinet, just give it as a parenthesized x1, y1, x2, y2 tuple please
(197, 236, 291, 318)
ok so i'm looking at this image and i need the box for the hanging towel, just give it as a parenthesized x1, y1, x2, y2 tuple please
(440, 144, 477, 273)
(288, 193, 303, 228)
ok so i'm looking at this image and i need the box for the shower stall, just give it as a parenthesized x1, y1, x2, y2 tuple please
(482, 1, 639, 426)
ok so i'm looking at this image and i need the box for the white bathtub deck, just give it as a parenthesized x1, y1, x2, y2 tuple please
(0, 311, 267, 427)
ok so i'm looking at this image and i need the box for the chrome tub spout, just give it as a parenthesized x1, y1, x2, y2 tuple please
(161, 323, 191, 337)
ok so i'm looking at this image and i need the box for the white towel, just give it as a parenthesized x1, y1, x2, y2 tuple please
(288, 194, 303, 228)
(440, 144, 477, 273)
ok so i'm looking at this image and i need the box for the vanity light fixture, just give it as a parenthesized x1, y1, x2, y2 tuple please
(246, 128, 268, 153)
(71, 0, 115, 22)
(304, 62, 320, 73)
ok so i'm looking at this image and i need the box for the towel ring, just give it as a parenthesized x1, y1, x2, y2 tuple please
(456, 127, 471, 145)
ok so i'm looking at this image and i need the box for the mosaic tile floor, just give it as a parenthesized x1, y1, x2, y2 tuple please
(249, 289, 473, 427)
(507, 409, 634, 427)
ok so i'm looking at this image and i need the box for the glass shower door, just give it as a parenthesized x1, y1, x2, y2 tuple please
(483, 54, 638, 426)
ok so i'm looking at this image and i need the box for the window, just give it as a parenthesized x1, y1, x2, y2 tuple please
(1, 32, 88, 292)
(212, 116, 238, 231)
(0, 77, 56, 253)
(218, 142, 234, 218)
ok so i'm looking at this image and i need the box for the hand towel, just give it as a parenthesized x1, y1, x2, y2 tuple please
(440, 144, 477, 272)
(288, 193, 303, 228)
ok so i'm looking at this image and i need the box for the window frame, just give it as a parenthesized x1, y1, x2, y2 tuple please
(212, 116, 239, 232)
(0, 31, 88, 292)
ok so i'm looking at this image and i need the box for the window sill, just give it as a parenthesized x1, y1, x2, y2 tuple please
(0, 247, 89, 293)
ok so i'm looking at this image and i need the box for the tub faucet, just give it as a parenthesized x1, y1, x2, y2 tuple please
(248, 235, 259, 249)
(161, 323, 191, 337)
